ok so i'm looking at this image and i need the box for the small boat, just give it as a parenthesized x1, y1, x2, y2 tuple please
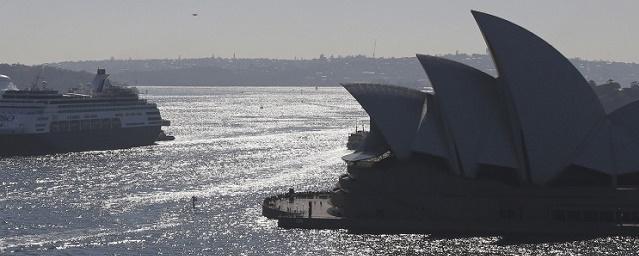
(346, 129, 368, 150)
(157, 130, 175, 141)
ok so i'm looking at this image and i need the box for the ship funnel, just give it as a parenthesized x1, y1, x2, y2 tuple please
(92, 68, 112, 93)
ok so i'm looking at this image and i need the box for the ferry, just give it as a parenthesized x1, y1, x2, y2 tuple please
(0, 69, 169, 156)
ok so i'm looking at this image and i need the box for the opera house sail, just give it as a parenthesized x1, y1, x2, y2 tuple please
(263, 11, 639, 235)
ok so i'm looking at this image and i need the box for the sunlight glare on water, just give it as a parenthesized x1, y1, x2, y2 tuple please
(1, 86, 639, 255)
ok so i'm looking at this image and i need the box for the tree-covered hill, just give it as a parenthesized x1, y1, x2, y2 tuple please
(0, 64, 93, 90)
(51, 54, 639, 88)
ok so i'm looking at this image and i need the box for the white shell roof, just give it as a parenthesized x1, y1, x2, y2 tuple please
(472, 10, 607, 184)
(342, 83, 426, 159)
(608, 102, 639, 174)
(572, 120, 615, 174)
(611, 126, 639, 175)
(412, 93, 449, 160)
(417, 55, 519, 178)
(341, 11, 639, 186)
(609, 101, 639, 140)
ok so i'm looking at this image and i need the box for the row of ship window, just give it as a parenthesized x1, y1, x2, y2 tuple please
(49, 118, 122, 133)
(0, 100, 145, 105)
(58, 107, 156, 113)
(0, 98, 143, 104)
(56, 101, 148, 108)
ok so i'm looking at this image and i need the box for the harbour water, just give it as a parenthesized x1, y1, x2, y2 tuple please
(1, 86, 638, 255)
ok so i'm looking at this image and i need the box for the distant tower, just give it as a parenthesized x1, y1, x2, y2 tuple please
(372, 40, 377, 58)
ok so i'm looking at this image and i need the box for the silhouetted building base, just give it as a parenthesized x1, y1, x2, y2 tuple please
(263, 159, 639, 236)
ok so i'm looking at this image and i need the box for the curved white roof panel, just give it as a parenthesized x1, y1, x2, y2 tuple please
(608, 102, 639, 174)
(357, 120, 390, 154)
(417, 55, 518, 179)
(609, 101, 639, 140)
(611, 126, 639, 175)
(572, 120, 615, 175)
(412, 93, 449, 161)
(472, 10, 606, 184)
(573, 101, 639, 176)
(342, 83, 425, 159)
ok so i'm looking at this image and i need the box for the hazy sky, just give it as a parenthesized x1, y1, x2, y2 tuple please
(1, 0, 638, 65)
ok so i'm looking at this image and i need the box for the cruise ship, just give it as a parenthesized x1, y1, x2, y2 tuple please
(0, 69, 169, 156)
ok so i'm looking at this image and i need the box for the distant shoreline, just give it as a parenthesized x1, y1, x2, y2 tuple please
(4, 53, 639, 91)
(51, 54, 639, 89)
(134, 84, 346, 88)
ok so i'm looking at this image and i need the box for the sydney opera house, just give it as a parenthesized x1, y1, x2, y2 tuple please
(326, 11, 639, 235)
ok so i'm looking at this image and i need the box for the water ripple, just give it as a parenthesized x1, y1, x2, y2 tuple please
(2, 86, 638, 255)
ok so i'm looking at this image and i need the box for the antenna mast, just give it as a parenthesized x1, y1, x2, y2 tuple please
(31, 65, 45, 91)
(372, 40, 377, 58)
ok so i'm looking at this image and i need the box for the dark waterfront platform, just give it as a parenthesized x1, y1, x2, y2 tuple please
(262, 191, 345, 230)
(262, 191, 639, 236)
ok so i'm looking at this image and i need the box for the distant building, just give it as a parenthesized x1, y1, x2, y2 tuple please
(591, 79, 639, 112)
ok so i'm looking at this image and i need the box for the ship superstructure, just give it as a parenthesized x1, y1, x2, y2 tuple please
(0, 69, 168, 156)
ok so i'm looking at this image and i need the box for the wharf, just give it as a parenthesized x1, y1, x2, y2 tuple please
(262, 191, 639, 235)
(262, 191, 346, 229)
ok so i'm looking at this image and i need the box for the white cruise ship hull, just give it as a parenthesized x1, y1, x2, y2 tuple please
(0, 68, 170, 157)
(0, 125, 161, 156)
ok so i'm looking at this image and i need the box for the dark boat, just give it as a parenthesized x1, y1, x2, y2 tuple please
(346, 130, 368, 150)
(157, 130, 175, 141)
